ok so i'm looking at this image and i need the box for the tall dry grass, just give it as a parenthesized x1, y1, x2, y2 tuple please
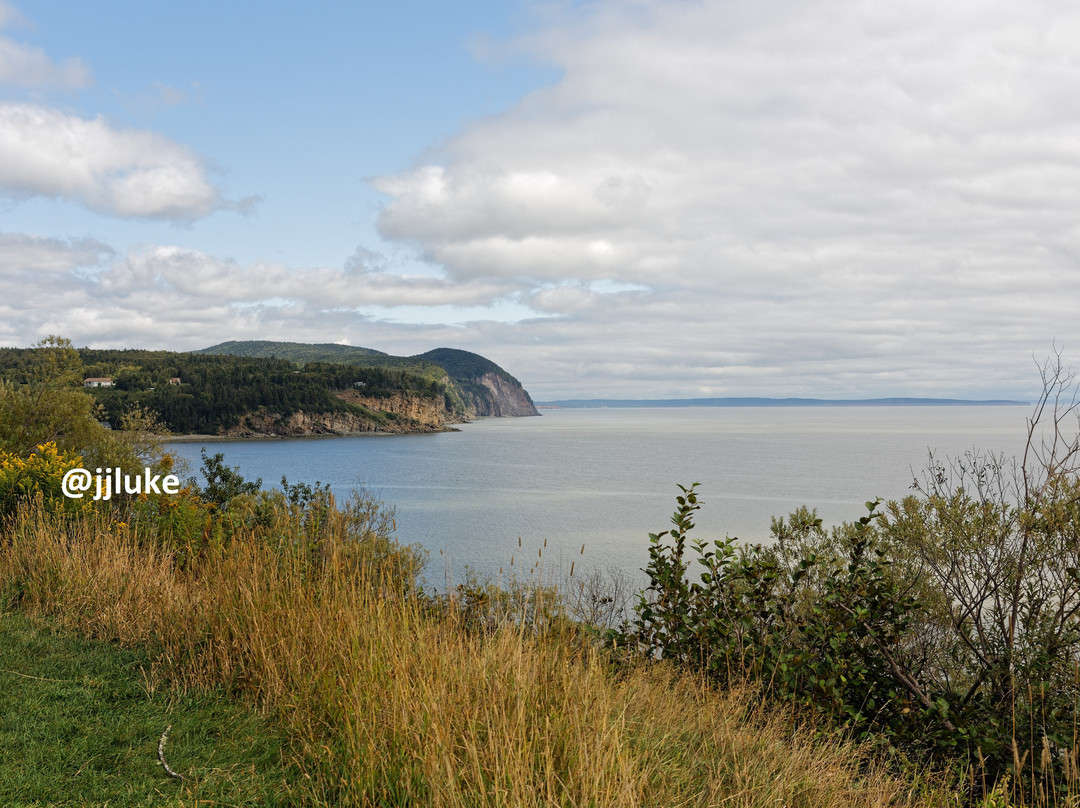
(0, 506, 957, 807)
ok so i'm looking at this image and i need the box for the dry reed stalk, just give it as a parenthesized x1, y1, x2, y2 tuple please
(0, 508, 970, 807)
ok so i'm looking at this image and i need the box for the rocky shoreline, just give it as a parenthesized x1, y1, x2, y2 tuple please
(153, 361, 538, 442)
(163, 425, 462, 442)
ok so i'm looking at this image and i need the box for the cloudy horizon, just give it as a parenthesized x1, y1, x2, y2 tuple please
(2, 0, 1078, 401)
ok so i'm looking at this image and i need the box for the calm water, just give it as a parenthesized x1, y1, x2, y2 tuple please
(167, 406, 1032, 584)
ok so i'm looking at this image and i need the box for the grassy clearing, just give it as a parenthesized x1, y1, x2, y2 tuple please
(0, 610, 297, 807)
(0, 506, 965, 807)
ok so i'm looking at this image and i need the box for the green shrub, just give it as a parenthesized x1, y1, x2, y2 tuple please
(0, 442, 95, 518)
(624, 351, 1080, 801)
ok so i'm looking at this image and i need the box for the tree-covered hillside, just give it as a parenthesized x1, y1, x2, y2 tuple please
(0, 340, 539, 435)
(197, 341, 448, 381)
(201, 341, 539, 417)
(0, 347, 444, 435)
(196, 340, 390, 365)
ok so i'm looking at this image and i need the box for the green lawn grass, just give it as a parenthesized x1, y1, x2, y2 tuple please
(0, 610, 299, 807)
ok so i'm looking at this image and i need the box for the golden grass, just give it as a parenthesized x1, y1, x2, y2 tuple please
(0, 508, 960, 807)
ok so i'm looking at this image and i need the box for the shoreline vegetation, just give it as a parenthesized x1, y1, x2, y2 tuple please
(1, 514, 958, 807)
(162, 426, 464, 442)
(0, 338, 1077, 806)
(0, 340, 540, 441)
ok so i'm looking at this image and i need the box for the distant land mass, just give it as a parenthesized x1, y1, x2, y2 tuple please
(198, 340, 540, 423)
(537, 397, 1028, 408)
(0, 341, 539, 438)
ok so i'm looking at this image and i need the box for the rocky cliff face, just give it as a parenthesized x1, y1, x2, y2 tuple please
(336, 390, 446, 429)
(222, 390, 448, 437)
(223, 410, 377, 437)
(414, 347, 540, 419)
(461, 372, 540, 417)
(208, 345, 540, 436)
(193, 342, 542, 428)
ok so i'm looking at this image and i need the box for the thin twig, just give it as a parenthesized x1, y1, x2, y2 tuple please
(835, 602, 959, 732)
(158, 724, 184, 780)
(0, 668, 73, 683)
(72, 755, 98, 779)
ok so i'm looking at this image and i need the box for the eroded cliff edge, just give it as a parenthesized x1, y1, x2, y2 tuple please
(457, 371, 540, 417)
(193, 342, 539, 437)
(414, 347, 540, 419)
(221, 391, 449, 437)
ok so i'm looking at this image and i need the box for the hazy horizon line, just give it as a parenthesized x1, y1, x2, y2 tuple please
(535, 396, 1030, 408)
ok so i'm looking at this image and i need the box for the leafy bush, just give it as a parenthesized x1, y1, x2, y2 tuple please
(623, 353, 1080, 802)
(625, 487, 924, 740)
(192, 449, 262, 509)
(0, 442, 95, 517)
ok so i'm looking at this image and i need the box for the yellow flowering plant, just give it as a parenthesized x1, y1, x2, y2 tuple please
(0, 442, 94, 516)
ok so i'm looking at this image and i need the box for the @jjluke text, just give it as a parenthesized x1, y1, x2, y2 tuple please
(61, 467, 181, 501)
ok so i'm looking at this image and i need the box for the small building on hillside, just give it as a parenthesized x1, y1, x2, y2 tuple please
(83, 377, 113, 388)
(168, 377, 181, 385)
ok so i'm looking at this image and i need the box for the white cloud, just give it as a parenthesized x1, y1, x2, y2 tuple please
(0, 7, 232, 222)
(368, 0, 1080, 397)
(0, 36, 90, 88)
(2, 228, 1059, 399)
(0, 232, 112, 274)
(0, 2, 90, 88)
(100, 245, 525, 308)
(0, 103, 225, 220)
(0, 2, 25, 30)
(5, 0, 1080, 401)
(0, 238, 537, 351)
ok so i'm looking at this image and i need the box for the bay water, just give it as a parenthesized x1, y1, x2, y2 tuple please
(167, 406, 1032, 587)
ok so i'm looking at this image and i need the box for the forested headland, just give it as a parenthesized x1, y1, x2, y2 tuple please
(0, 339, 539, 436)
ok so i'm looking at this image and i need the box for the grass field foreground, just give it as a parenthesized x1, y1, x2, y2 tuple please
(0, 609, 296, 806)
(0, 505, 963, 807)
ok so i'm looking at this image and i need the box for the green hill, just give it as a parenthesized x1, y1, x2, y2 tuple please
(0, 347, 449, 435)
(197, 340, 390, 363)
(199, 341, 539, 418)
(415, 348, 510, 382)
(0, 340, 538, 438)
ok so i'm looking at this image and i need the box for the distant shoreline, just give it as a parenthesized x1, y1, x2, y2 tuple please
(536, 397, 1029, 408)
(163, 427, 462, 443)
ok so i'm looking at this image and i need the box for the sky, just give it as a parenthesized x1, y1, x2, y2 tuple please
(1, 0, 1078, 401)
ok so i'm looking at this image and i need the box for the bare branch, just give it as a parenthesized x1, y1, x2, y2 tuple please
(157, 724, 184, 781)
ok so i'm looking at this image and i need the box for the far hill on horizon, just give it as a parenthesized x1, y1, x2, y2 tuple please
(198, 340, 539, 418)
(537, 397, 1029, 408)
